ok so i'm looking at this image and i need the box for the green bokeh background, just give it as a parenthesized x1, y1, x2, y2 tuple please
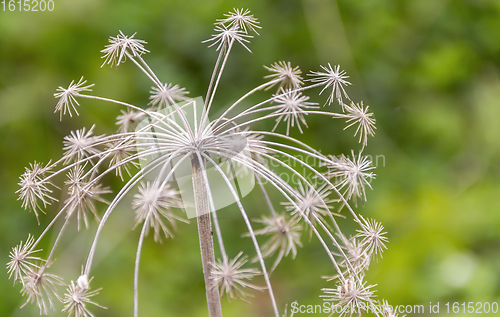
(1, 0, 500, 316)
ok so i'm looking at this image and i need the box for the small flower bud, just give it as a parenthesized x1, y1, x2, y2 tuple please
(77, 274, 89, 290)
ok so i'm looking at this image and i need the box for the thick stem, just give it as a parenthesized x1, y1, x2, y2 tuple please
(192, 156, 222, 317)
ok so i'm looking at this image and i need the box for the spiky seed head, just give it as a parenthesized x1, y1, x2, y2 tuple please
(7, 235, 44, 284)
(132, 181, 187, 242)
(341, 237, 371, 275)
(149, 83, 190, 109)
(264, 61, 304, 91)
(106, 139, 139, 180)
(13, 13, 386, 317)
(20, 266, 64, 315)
(203, 24, 253, 52)
(116, 110, 145, 133)
(54, 77, 94, 120)
(217, 8, 261, 35)
(307, 63, 351, 106)
(321, 277, 376, 317)
(355, 216, 388, 260)
(101, 31, 149, 67)
(62, 125, 104, 164)
(212, 252, 264, 301)
(252, 213, 302, 271)
(64, 165, 111, 230)
(16, 161, 57, 223)
(343, 101, 376, 148)
(381, 300, 405, 317)
(322, 151, 376, 205)
(62, 276, 105, 317)
(271, 88, 318, 135)
(283, 182, 335, 237)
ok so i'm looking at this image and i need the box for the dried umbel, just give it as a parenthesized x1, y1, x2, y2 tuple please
(9, 8, 392, 317)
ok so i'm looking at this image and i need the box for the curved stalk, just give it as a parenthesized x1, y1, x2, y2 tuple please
(134, 214, 150, 317)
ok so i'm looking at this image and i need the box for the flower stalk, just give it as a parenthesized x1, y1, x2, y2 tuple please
(192, 155, 223, 317)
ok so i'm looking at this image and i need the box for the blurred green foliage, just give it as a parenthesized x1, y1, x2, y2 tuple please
(1, 0, 500, 316)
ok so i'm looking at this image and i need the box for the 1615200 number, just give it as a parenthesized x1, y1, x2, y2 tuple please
(2, 0, 54, 11)
(445, 302, 499, 314)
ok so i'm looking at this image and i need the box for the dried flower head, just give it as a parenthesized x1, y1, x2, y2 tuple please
(321, 277, 376, 317)
(264, 61, 304, 91)
(253, 213, 302, 271)
(20, 266, 64, 315)
(16, 161, 57, 222)
(381, 300, 405, 317)
(62, 275, 105, 317)
(62, 125, 104, 164)
(271, 88, 319, 135)
(54, 77, 94, 120)
(64, 165, 111, 230)
(308, 63, 351, 106)
(116, 110, 145, 133)
(322, 151, 376, 205)
(101, 31, 149, 67)
(203, 24, 253, 52)
(132, 181, 186, 242)
(343, 102, 376, 148)
(355, 216, 388, 260)
(340, 237, 371, 275)
(7, 235, 43, 284)
(106, 139, 139, 180)
(10, 8, 386, 317)
(149, 83, 190, 109)
(217, 8, 261, 34)
(212, 252, 263, 301)
(283, 182, 335, 237)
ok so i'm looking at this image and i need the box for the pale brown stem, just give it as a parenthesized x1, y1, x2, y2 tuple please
(192, 156, 223, 317)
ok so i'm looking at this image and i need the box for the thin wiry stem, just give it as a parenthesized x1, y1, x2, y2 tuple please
(30, 198, 74, 252)
(134, 213, 150, 317)
(209, 82, 325, 134)
(210, 78, 281, 129)
(211, 208, 228, 262)
(77, 94, 152, 117)
(257, 140, 363, 223)
(247, 146, 373, 289)
(213, 128, 364, 223)
(125, 51, 163, 89)
(216, 108, 346, 138)
(136, 54, 164, 88)
(209, 148, 347, 282)
(84, 151, 189, 276)
(256, 175, 277, 218)
(46, 216, 71, 260)
(203, 154, 280, 317)
(195, 151, 228, 261)
(76, 93, 195, 137)
(203, 47, 225, 112)
(200, 38, 235, 135)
